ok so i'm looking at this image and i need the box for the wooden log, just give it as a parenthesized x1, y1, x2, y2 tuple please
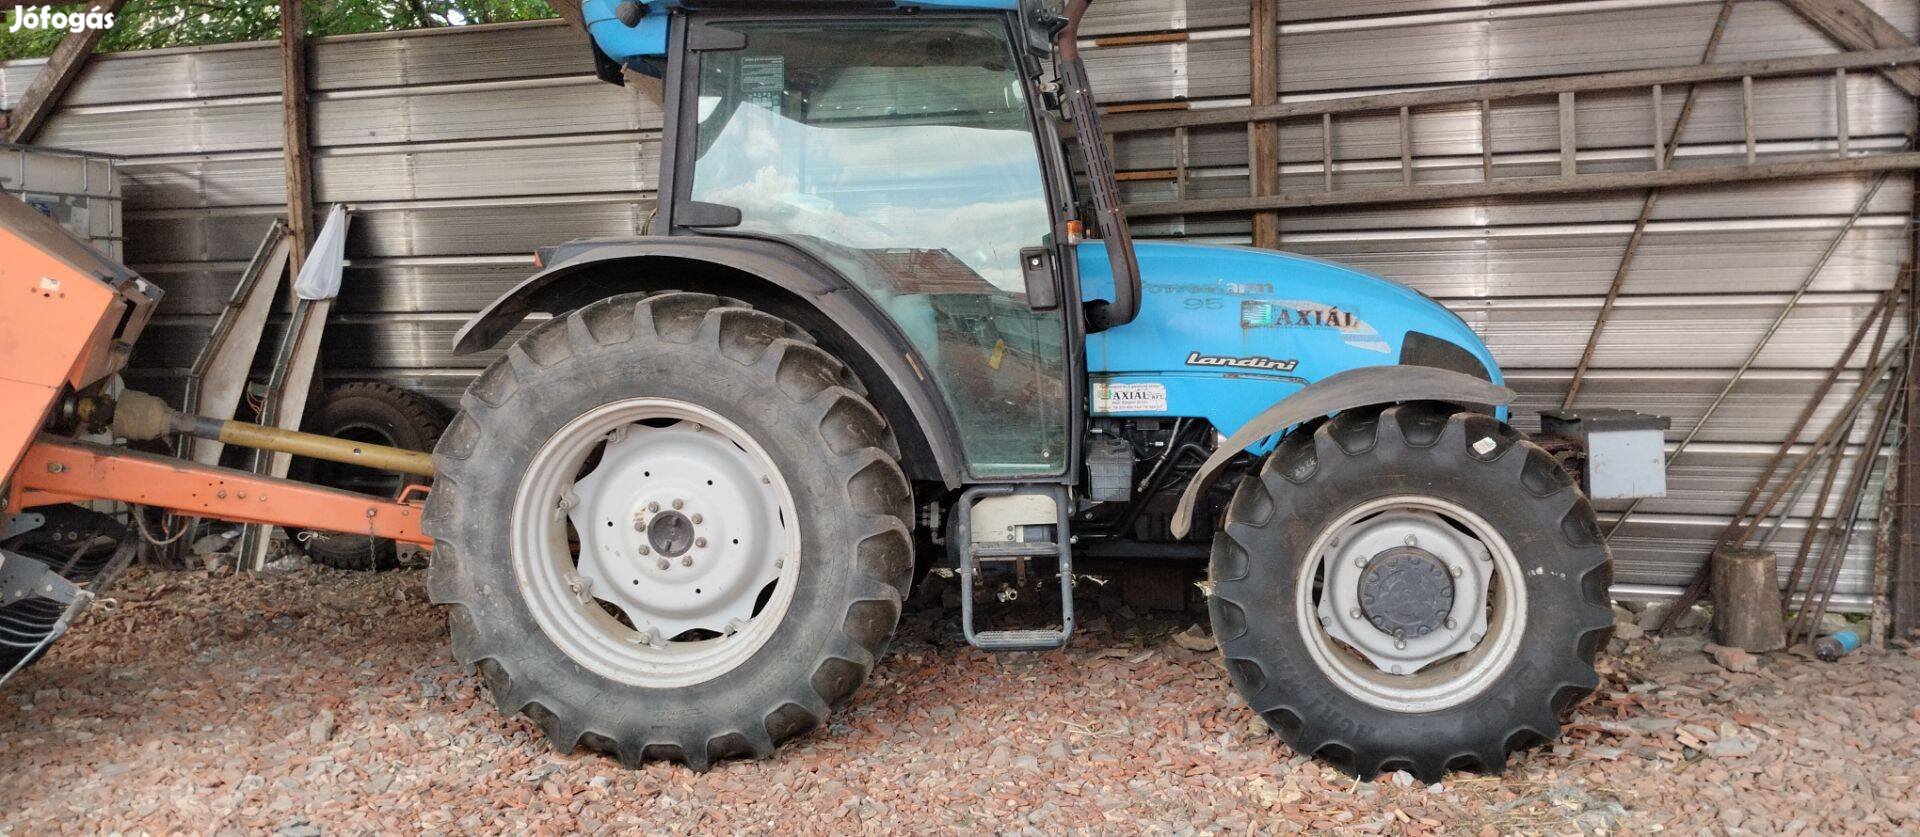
(1711, 547, 1787, 651)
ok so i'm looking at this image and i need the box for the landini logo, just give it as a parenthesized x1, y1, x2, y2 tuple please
(9, 5, 116, 33)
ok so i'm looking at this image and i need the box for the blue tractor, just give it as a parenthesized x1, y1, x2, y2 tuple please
(429, 0, 1620, 781)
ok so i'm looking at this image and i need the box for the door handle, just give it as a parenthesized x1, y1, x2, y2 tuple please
(1019, 246, 1060, 311)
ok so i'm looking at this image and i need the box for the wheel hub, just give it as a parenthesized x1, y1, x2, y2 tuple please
(645, 510, 696, 558)
(1315, 508, 1492, 676)
(1358, 546, 1455, 639)
(564, 419, 786, 641)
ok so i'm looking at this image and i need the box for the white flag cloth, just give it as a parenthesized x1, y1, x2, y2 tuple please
(293, 204, 352, 300)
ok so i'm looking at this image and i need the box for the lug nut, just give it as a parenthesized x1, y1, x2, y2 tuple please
(672, 499, 684, 510)
(648, 501, 660, 513)
(657, 558, 670, 570)
(1450, 565, 1463, 578)
(1444, 617, 1457, 629)
(1354, 556, 1367, 568)
(1349, 608, 1361, 619)
(634, 519, 647, 532)
(681, 556, 693, 567)
(691, 513, 703, 524)
(1393, 639, 1406, 650)
(1404, 534, 1418, 546)
(694, 537, 707, 548)
(638, 545, 650, 555)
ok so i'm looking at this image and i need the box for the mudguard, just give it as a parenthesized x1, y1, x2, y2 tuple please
(1168, 365, 1514, 538)
(452, 235, 968, 487)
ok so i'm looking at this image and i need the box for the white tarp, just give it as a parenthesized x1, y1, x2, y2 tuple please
(292, 205, 351, 300)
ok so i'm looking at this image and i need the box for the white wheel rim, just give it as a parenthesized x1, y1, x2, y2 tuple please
(511, 398, 801, 688)
(1295, 495, 1526, 712)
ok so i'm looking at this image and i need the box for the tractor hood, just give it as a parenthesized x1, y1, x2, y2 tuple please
(1078, 240, 1501, 438)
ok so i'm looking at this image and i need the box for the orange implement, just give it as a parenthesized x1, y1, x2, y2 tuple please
(1, 192, 434, 549)
(0, 195, 157, 480)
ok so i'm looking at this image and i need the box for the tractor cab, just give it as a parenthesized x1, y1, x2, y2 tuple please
(578, 0, 1135, 483)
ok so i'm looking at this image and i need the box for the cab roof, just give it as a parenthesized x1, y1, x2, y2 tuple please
(582, 0, 1021, 64)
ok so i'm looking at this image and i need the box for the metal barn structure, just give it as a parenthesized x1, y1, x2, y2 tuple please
(2, 0, 1917, 612)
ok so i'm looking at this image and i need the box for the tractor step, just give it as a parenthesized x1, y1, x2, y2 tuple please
(950, 485, 1075, 652)
(971, 541, 1062, 559)
(970, 628, 1067, 652)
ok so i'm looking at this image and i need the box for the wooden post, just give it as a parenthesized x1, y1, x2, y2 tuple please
(5, 0, 127, 145)
(1711, 547, 1787, 651)
(1898, 218, 1920, 637)
(1248, 0, 1280, 249)
(280, 0, 315, 273)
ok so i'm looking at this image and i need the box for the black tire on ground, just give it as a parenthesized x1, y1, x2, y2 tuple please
(423, 291, 915, 769)
(1209, 401, 1613, 782)
(292, 381, 445, 570)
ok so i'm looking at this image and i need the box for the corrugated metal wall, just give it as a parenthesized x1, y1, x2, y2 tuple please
(0, 1, 1908, 602)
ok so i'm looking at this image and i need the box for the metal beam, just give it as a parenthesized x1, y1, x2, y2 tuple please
(1105, 46, 1920, 135)
(280, 0, 314, 272)
(1123, 152, 1920, 217)
(10, 438, 430, 546)
(4, 0, 127, 145)
(1781, 0, 1920, 96)
(1248, 0, 1281, 248)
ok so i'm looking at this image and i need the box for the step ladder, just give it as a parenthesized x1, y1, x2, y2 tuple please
(949, 485, 1075, 652)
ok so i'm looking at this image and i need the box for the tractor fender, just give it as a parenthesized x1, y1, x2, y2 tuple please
(1169, 365, 1514, 538)
(452, 236, 967, 487)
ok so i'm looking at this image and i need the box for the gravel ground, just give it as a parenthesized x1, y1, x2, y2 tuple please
(3, 564, 1919, 834)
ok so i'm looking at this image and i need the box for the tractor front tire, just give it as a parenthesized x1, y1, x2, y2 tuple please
(424, 292, 914, 769)
(1209, 402, 1612, 782)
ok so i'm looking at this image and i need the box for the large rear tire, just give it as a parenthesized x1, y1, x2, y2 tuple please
(1209, 402, 1612, 782)
(424, 292, 914, 769)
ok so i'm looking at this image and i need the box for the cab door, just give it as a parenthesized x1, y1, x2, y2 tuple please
(672, 14, 1073, 479)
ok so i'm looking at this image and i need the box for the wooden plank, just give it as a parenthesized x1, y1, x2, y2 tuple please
(1173, 126, 1190, 199)
(1742, 76, 1756, 164)
(1105, 46, 1920, 135)
(1651, 85, 1666, 170)
(1123, 151, 1920, 217)
(1399, 106, 1414, 185)
(280, 0, 315, 273)
(4, 0, 127, 145)
(1093, 32, 1189, 47)
(1478, 100, 1493, 182)
(1248, 0, 1281, 248)
(1782, 0, 1920, 96)
(1321, 113, 1334, 192)
(1558, 93, 1577, 176)
(1103, 101, 1190, 114)
(1836, 68, 1851, 156)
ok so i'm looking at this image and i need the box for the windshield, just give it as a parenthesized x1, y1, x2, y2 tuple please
(689, 18, 1070, 477)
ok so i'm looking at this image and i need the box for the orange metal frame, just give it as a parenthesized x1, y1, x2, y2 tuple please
(1, 196, 434, 549)
(10, 438, 433, 546)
